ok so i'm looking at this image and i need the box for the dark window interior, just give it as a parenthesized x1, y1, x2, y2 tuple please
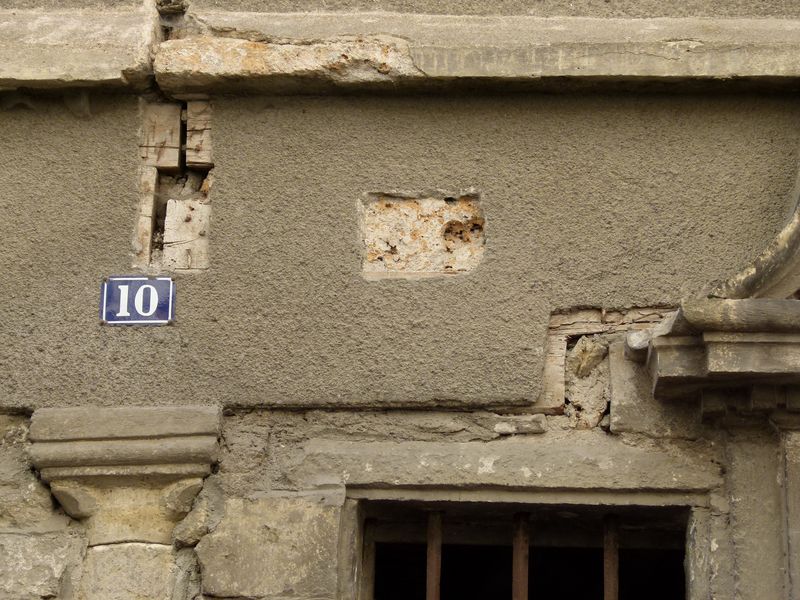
(369, 504, 687, 600)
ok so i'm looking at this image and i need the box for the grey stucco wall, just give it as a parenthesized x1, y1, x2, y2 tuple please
(1, 93, 798, 410)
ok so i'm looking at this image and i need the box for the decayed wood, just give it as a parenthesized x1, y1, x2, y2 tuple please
(162, 198, 211, 271)
(604, 515, 619, 600)
(681, 298, 800, 334)
(186, 100, 213, 169)
(140, 103, 181, 171)
(536, 333, 567, 414)
(426, 512, 443, 600)
(132, 166, 158, 267)
(512, 513, 530, 600)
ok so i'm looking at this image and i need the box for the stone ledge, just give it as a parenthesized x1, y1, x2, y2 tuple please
(154, 12, 800, 94)
(0, 7, 160, 91)
(30, 406, 220, 442)
(288, 433, 722, 492)
(29, 406, 221, 479)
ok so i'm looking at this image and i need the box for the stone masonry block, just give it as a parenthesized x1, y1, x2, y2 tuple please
(78, 544, 176, 600)
(0, 532, 85, 600)
(196, 494, 342, 599)
(360, 191, 485, 279)
(0, 416, 57, 529)
(608, 342, 702, 437)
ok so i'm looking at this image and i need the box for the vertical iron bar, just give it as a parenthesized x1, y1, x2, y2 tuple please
(427, 511, 443, 600)
(513, 512, 530, 600)
(604, 515, 619, 600)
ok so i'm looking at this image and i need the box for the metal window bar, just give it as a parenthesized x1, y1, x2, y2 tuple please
(426, 511, 443, 600)
(420, 510, 622, 600)
(512, 513, 530, 600)
(604, 515, 620, 600)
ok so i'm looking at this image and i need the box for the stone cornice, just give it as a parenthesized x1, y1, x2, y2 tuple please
(154, 14, 800, 95)
(627, 299, 800, 403)
(3, 10, 800, 93)
(0, 6, 161, 92)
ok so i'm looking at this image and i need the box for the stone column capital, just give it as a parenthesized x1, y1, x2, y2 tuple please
(28, 406, 221, 545)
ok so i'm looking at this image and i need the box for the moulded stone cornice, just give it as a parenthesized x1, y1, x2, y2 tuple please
(626, 299, 800, 402)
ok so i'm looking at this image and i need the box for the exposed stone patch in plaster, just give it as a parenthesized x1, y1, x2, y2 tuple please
(360, 190, 485, 279)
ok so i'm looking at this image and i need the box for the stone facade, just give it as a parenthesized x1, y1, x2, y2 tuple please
(3, 1, 800, 599)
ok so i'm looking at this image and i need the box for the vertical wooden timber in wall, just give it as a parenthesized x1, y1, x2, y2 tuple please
(512, 513, 530, 600)
(185, 101, 213, 169)
(604, 515, 620, 600)
(426, 511, 443, 600)
(140, 103, 181, 171)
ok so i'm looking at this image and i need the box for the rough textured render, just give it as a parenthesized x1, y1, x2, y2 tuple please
(2, 94, 797, 409)
(188, 0, 800, 17)
(152, 12, 800, 93)
(0, 7, 160, 91)
(360, 191, 485, 278)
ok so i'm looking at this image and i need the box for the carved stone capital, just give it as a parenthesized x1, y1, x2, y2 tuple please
(28, 406, 220, 545)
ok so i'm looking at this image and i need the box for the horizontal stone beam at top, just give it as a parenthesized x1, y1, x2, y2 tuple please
(154, 13, 800, 94)
(3, 10, 800, 93)
(0, 7, 160, 92)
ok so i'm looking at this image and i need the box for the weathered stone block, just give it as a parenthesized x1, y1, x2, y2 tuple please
(196, 494, 342, 599)
(78, 544, 176, 600)
(0, 9, 159, 91)
(0, 416, 56, 529)
(360, 191, 485, 279)
(0, 532, 85, 600)
(289, 433, 722, 492)
(608, 342, 702, 437)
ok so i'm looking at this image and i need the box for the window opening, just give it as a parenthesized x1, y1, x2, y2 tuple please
(366, 503, 687, 600)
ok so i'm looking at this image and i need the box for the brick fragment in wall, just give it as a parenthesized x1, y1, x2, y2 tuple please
(360, 192, 485, 278)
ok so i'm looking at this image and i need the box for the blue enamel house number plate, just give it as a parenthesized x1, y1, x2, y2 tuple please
(101, 277, 175, 325)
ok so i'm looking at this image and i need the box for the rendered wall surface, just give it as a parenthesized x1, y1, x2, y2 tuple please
(191, 0, 800, 18)
(1, 94, 798, 409)
(4, 2, 800, 599)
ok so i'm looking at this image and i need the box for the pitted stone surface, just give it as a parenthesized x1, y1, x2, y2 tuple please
(361, 192, 485, 278)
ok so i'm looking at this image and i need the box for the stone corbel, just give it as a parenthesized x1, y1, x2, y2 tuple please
(28, 406, 221, 545)
(626, 298, 800, 405)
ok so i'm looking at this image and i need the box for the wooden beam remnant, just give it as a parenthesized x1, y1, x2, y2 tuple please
(426, 511, 443, 600)
(186, 100, 213, 169)
(139, 103, 182, 171)
(604, 515, 620, 600)
(512, 512, 530, 600)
